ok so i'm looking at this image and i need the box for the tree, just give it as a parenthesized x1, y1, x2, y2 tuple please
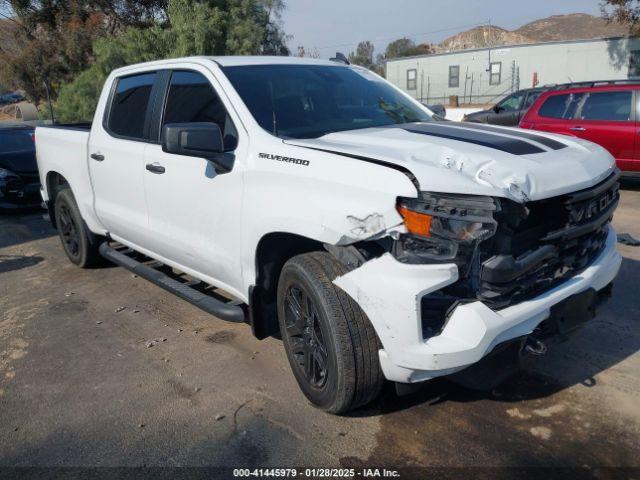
(373, 37, 434, 76)
(53, 26, 171, 121)
(601, 0, 640, 32)
(0, 0, 288, 104)
(348, 41, 375, 69)
(0, 2, 108, 102)
(0, 0, 169, 102)
(53, 0, 290, 122)
(381, 37, 433, 61)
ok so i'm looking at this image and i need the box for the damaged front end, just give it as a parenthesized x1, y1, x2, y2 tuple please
(332, 171, 622, 384)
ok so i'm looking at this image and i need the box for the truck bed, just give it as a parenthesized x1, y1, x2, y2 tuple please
(35, 124, 103, 233)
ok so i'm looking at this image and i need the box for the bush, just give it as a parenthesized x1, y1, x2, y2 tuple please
(54, 26, 171, 122)
(53, 0, 289, 122)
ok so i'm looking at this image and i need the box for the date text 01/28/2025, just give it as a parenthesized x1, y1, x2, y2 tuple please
(232, 468, 401, 477)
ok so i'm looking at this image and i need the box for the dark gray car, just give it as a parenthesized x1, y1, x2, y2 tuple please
(463, 88, 545, 126)
(0, 125, 41, 210)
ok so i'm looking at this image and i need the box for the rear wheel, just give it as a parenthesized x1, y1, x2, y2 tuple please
(277, 251, 383, 414)
(54, 189, 103, 268)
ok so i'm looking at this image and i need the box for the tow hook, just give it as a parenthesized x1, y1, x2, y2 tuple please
(524, 337, 547, 356)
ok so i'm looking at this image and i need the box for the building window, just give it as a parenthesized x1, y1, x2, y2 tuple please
(406, 69, 417, 90)
(449, 65, 460, 88)
(629, 50, 640, 78)
(489, 62, 502, 85)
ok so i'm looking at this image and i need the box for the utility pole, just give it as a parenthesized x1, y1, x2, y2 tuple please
(487, 18, 492, 73)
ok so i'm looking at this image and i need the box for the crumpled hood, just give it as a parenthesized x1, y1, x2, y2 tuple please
(285, 122, 617, 202)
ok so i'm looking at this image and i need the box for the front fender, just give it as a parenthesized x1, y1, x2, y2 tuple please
(240, 145, 418, 293)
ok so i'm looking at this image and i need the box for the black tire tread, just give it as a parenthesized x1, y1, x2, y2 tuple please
(54, 189, 104, 268)
(306, 252, 383, 409)
(280, 251, 383, 413)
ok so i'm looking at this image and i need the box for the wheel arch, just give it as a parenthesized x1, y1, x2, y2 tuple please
(45, 171, 71, 229)
(249, 231, 324, 339)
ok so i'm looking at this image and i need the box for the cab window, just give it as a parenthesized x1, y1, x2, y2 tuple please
(107, 72, 157, 140)
(162, 70, 238, 151)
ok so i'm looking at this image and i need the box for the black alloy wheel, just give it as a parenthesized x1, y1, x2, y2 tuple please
(58, 202, 81, 260)
(53, 188, 104, 268)
(283, 285, 329, 388)
(277, 252, 384, 414)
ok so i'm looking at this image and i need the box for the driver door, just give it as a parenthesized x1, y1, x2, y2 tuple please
(142, 67, 245, 294)
(489, 91, 526, 126)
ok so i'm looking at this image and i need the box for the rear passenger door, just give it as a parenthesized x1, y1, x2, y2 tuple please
(142, 67, 246, 295)
(531, 92, 586, 137)
(569, 89, 635, 166)
(89, 71, 159, 247)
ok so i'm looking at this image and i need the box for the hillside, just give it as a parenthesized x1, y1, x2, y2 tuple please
(436, 13, 630, 53)
(516, 13, 628, 42)
(438, 25, 532, 53)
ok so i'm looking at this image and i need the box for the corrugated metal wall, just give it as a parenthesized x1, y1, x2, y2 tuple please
(386, 37, 640, 105)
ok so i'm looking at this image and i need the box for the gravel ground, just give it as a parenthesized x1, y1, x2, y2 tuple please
(0, 185, 639, 477)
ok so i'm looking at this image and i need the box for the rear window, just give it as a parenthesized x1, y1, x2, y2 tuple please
(538, 93, 584, 119)
(578, 91, 632, 121)
(107, 72, 157, 139)
(0, 130, 34, 152)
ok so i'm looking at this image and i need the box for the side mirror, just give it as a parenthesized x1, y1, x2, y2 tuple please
(162, 122, 234, 173)
(493, 104, 502, 113)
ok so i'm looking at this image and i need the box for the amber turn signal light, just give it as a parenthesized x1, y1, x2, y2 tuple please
(397, 205, 432, 237)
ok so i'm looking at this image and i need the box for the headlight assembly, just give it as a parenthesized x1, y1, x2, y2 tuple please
(395, 192, 498, 264)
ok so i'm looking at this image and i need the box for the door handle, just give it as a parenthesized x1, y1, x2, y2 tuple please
(569, 126, 586, 132)
(90, 153, 105, 161)
(145, 162, 165, 174)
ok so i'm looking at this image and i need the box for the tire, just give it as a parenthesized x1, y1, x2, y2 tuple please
(54, 189, 103, 268)
(277, 251, 384, 414)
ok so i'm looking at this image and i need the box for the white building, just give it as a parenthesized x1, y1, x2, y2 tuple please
(385, 36, 640, 105)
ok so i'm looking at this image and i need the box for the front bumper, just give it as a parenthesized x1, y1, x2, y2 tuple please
(334, 225, 621, 383)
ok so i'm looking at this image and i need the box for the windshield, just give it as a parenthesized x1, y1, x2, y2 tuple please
(222, 64, 433, 139)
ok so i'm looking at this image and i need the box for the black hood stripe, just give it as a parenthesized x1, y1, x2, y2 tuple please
(399, 123, 546, 155)
(450, 121, 567, 150)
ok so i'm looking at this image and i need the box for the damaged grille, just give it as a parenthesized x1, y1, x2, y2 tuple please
(477, 171, 619, 310)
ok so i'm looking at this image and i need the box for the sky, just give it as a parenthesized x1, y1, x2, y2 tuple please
(281, 0, 604, 58)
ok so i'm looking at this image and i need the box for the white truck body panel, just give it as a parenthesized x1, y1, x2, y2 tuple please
(35, 127, 105, 234)
(35, 56, 622, 383)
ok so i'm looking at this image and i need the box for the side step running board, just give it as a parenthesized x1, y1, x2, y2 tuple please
(99, 243, 246, 323)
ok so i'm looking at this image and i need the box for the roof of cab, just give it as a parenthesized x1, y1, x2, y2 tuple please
(111, 55, 347, 75)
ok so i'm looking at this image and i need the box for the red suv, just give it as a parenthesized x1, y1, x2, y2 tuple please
(520, 82, 639, 176)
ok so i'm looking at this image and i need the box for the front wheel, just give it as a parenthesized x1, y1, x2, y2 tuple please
(277, 252, 383, 414)
(54, 189, 103, 268)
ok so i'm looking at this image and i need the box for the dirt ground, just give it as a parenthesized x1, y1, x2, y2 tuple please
(0, 184, 639, 477)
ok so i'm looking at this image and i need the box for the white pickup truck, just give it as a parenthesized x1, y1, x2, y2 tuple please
(36, 56, 622, 413)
